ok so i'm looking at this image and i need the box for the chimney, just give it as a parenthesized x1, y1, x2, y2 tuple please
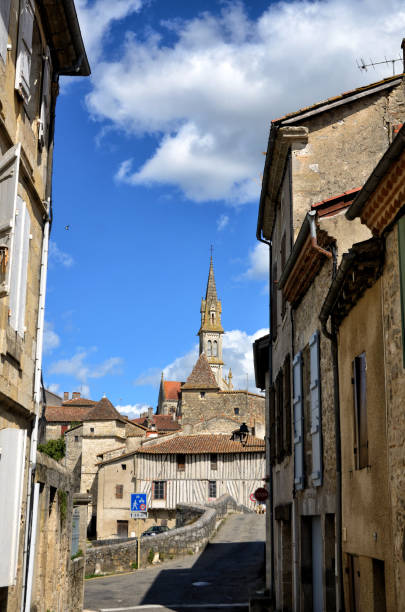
(72, 392, 81, 400)
(64, 392, 69, 401)
(148, 406, 153, 418)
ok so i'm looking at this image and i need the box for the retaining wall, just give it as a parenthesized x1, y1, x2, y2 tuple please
(85, 495, 250, 575)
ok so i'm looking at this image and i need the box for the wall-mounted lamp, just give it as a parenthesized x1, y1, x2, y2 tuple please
(231, 422, 249, 446)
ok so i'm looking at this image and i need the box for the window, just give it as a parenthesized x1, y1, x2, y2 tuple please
(208, 481, 217, 498)
(200, 392, 206, 399)
(121, 464, 126, 470)
(177, 454, 185, 471)
(234, 407, 239, 415)
(271, 261, 278, 340)
(90, 427, 94, 433)
(207, 340, 212, 356)
(115, 485, 123, 499)
(281, 233, 287, 318)
(74, 436, 79, 442)
(213, 340, 218, 356)
(61, 425, 68, 435)
(282, 354, 292, 455)
(353, 352, 368, 470)
(210, 454, 217, 471)
(15, 0, 35, 104)
(153, 481, 166, 500)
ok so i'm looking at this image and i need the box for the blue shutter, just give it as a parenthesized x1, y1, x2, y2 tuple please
(293, 351, 304, 490)
(0, 144, 20, 296)
(310, 331, 322, 487)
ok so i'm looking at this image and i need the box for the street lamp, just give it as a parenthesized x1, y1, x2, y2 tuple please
(231, 422, 249, 446)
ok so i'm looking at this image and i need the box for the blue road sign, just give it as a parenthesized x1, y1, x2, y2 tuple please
(131, 493, 147, 513)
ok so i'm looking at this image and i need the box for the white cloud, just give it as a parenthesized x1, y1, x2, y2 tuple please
(47, 383, 60, 395)
(241, 243, 269, 281)
(117, 403, 150, 420)
(75, 0, 143, 65)
(135, 328, 268, 392)
(48, 350, 123, 383)
(49, 241, 74, 268)
(43, 321, 60, 354)
(85, 0, 405, 204)
(217, 214, 229, 231)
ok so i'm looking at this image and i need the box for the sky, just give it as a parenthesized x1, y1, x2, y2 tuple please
(43, 0, 405, 418)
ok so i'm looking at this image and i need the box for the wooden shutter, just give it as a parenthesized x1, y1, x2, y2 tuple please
(271, 261, 278, 340)
(9, 197, 30, 336)
(309, 331, 322, 486)
(15, 0, 35, 104)
(283, 354, 292, 455)
(353, 353, 368, 469)
(0, 0, 11, 63)
(0, 144, 21, 297)
(293, 351, 304, 490)
(269, 385, 276, 465)
(276, 370, 283, 461)
(38, 48, 51, 148)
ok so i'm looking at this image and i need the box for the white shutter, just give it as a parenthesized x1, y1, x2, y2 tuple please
(310, 331, 323, 487)
(0, 0, 11, 63)
(293, 351, 304, 490)
(38, 47, 51, 147)
(15, 0, 35, 104)
(9, 197, 30, 336)
(0, 143, 21, 296)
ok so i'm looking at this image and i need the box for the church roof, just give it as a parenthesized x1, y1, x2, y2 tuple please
(139, 433, 265, 454)
(205, 255, 218, 303)
(182, 353, 220, 389)
(163, 381, 182, 400)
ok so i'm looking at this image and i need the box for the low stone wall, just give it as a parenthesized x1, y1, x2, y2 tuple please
(68, 557, 85, 611)
(86, 495, 250, 575)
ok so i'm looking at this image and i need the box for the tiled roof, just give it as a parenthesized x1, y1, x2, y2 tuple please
(182, 353, 219, 389)
(85, 397, 123, 421)
(45, 406, 92, 423)
(163, 381, 182, 400)
(139, 434, 265, 454)
(272, 74, 404, 125)
(132, 414, 181, 432)
(62, 397, 97, 406)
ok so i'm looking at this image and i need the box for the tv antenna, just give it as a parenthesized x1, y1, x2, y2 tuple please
(356, 56, 403, 76)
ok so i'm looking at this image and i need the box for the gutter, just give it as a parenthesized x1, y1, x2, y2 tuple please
(256, 124, 279, 241)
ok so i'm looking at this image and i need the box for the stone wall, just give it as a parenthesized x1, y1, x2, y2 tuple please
(86, 494, 249, 575)
(180, 389, 265, 431)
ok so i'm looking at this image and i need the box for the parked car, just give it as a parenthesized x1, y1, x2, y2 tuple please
(141, 525, 170, 537)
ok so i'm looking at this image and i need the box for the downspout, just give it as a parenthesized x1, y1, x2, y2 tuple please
(257, 232, 274, 603)
(309, 210, 332, 259)
(20, 72, 57, 612)
(320, 245, 344, 612)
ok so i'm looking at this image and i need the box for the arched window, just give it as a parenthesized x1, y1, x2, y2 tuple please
(213, 340, 218, 356)
(211, 311, 215, 323)
(207, 340, 212, 356)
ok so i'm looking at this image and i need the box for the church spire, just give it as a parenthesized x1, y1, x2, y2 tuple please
(205, 251, 218, 304)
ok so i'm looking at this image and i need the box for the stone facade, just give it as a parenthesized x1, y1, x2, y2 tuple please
(0, 3, 88, 610)
(256, 75, 405, 611)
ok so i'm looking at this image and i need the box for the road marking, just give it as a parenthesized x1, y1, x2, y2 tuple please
(100, 604, 249, 611)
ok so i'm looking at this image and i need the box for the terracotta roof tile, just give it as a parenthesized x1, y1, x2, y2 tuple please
(163, 381, 182, 400)
(85, 397, 123, 421)
(62, 397, 97, 406)
(45, 406, 92, 422)
(139, 434, 265, 455)
(132, 414, 181, 432)
(182, 353, 219, 389)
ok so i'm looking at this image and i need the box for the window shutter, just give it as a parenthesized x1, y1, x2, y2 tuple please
(271, 262, 278, 340)
(269, 385, 276, 465)
(0, 0, 11, 63)
(283, 354, 292, 455)
(353, 353, 368, 469)
(9, 197, 30, 336)
(15, 0, 35, 104)
(309, 331, 322, 486)
(0, 144, 21, 297)
(38, 48, 51, 148)
(276, 370, 283, 461)
(293, 351, 304, 490)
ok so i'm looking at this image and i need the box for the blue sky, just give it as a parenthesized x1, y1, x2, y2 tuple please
(43, 0, 405, 417)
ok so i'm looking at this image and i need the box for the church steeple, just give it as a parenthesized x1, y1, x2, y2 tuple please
(198, 252, 224, 387)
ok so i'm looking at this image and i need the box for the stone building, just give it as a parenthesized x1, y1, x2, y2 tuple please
(255, 72, 405, 611)
(0, 2, 89, 610)
(132, 407, 182, 434)
(44, 391, 97, 441)
(64, 396, 145, 536)
(320, 124, 405, 612)
(156, 377, 182, 415)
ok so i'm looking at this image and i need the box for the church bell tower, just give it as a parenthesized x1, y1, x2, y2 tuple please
(198, 254, 225, 387)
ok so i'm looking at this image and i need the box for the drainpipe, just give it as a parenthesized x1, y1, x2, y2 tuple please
(320, 245, 344, 612)
(309, 210, 332, 259)
(257, 232, 274, 603)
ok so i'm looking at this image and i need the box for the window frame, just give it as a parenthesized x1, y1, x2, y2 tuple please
(210, 453, 218, 471)
(177, 454, 186, 471)
(208, 480, 217, 498)
(353, 352, 368, 470)
(115, 484, 123, 499)
(152, 480, 166, 500)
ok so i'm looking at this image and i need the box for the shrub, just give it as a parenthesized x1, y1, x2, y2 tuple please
(38, 437, 65, 461)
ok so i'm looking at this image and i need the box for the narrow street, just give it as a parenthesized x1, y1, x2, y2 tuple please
(84, 513, 265, 612)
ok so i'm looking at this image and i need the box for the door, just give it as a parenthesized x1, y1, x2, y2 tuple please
(312, 516, 323, 612)
(117, 520, 128, 538)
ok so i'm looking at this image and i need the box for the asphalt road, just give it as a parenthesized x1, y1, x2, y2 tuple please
(84, 513, 265, 612)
